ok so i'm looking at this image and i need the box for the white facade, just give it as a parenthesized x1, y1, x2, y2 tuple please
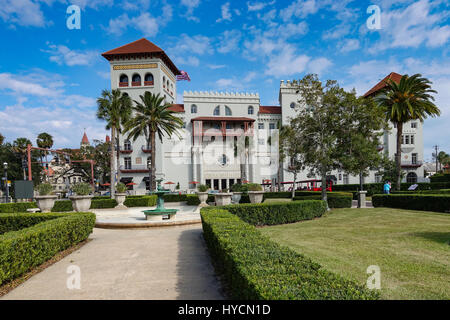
(103, 40, 425, 194)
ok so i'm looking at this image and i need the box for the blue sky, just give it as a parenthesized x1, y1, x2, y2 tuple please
(0, 0, 449, 161)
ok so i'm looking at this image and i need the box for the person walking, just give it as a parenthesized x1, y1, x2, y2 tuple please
(383, 181, 391, 194)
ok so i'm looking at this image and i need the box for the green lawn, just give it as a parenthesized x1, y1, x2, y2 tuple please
(260, 208, 450, 300)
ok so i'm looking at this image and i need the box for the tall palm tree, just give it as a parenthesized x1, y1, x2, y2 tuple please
(375, 74, 440, 190)
(12, 138, 33, 180)
(437, 151, 450, 171)
(36, 132, 53, 181)
(124, 92, 183, 191)
(96, 89, 132, 197)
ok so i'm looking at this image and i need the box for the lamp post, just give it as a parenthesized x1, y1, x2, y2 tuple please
(3, 162, 9, 203)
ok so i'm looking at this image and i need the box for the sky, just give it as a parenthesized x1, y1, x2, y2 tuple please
(0, 0, 448, 161)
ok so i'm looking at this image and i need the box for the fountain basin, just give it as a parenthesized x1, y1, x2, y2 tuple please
(143, 208, 178, 221)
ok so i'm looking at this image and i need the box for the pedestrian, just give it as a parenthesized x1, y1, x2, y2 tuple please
(383, 181, 390, 194)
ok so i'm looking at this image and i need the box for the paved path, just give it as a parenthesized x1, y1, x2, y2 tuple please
(2, 225, 224, 300)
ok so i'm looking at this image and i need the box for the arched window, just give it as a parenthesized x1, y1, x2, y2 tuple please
(163, 76, 166, 88)
(191, 104, 197, 114)
(124, 140, 132, 151)
(225, 106, 232, 116)
(213, 106, 220, 116)
(406, 172, 417, 184)
(248, 105, 254, 115)
(144, 73, 154, 85)
(132, 74, 141, 86)
(119, 74, 128, 87)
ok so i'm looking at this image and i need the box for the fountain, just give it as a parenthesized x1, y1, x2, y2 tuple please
(142, 178, 178, 221)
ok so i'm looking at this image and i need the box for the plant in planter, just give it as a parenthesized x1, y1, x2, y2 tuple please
(215, 189, 232, 206)
(197, 184, 209, 207)
(69, 182, 93, 212)
(115, 182, 128, 208)
(247, 183, 264, 203)
(230, 183, 246, 204)
(35, 183, 57, 213)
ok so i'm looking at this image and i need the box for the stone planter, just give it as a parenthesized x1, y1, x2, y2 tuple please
(35, 195, 57, 213)
(69, 195, 93, 212)
(215, 193, 232, 206)
(248, 191, 264, 204)
(231, 192, 242, 204)
(197, 192, 209, 207)
(115, 193, 127, 208)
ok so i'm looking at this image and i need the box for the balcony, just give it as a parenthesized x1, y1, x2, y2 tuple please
(132, 81, 141, 87)
(119, 165, 149, 173)
(144, 81, 154, 86)
(401, 160, 423, 168)
(141, 145, 151, 153)
(119, 82, 128, 87)
(119, 146, 133, 154)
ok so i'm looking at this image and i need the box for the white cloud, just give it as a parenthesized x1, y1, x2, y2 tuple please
(266, 46, 310, 77)
(0, 0, 46, 27)
(308, 57, 332, 75)
(339, 39, 360, 53)
(247, 1, 276, 12)
(207, 64, 226, 70)
(181, 0, 201, 21)
(216, 2, 232, 23)
(43, 44, 98, 66)
(279, 0, 319, 21)
(167, 34, 213, 67)
(217, 30, 242, 54)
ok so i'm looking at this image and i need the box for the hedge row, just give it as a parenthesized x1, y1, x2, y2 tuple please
(430, 173, 450, 183)
(0, 212, 96, 285)
(0, 202, 37, 213)
(293, 195, 352, 208)
(123, 195, 157, 207)
(333, 182, 450, 195)
(391, 189, 450, 195)
(372, 194, 450, 213)
(202, 200, 327, 226)
(201, 208, 379, 300)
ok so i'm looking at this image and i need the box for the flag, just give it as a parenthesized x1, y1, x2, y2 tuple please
(176, 70, 191, 81)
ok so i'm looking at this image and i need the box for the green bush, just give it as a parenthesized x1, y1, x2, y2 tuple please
(72, 182, 92, 196)
(0, 202, 37, 213)
(116, 183, 128, 193)
(163, 194, 188, 202)
(123, 195, 157, 207)
(202, 200, 327, 226)
(372, 194, 450, 213)
(51, 200, 73, 212)
(90, 199, 117, 209)
(430, 174, 450, 183)
(36, 183, 53, 196)
(0, 212, 95, 285)
(247, 183, 263, 191)
(186, 194, 200, 205)
(293, 192, 353, 208)
(198, 184, 209, 192)
(200, 208, 379, 300)
(392, 189, 450, 195)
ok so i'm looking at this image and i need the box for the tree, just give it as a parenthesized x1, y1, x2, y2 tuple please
(375, 74, 440, 190)
(36, 132, 54, 181)
(376, 156, 404, 185)
(335, 91, 387, 191)
(437, 151, 450, 172)
(290, 74, 349, 205)
(124, 92, 183, 191)
(96, 89, 132, 197)
(279, 125, 304, 198)
(0, 133, 4, 145)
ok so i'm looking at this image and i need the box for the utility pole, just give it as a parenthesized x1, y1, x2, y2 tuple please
(433, 145, 439, 173)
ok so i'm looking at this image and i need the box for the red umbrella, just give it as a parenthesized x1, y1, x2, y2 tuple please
(126, 182, 137, 186)
(165, 181, 175, 184)
(243, 180, 249, 184)
(190, 181, 199, 184)
(101, 183, 111, 186)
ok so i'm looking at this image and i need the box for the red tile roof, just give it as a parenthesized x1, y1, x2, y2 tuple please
(169, 104, 185, 112)
(101, 38, 181, 76)
(191, 117, 255, 122)
(259, 106, 281, 114)
(81, 132, 89, 145)
(363, 72, 404, 97)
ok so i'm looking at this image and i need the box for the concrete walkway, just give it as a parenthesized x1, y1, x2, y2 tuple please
(2, 225, 224, 300)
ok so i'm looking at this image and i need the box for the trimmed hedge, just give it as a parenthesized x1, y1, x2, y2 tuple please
(201, 208, 379, 300)
(334, 182, 450, 195)
(391, 189, 450, 195)
(202, 200, 327, 226)
(0, 212, 96, 285)
(293, 195, 352, 208)
(90, 199, 117, 209)
(123, 195, 157, 207)
(372, 194, 450, 213)
(0, 202, 37, 213)
(430, 174, 450, 183)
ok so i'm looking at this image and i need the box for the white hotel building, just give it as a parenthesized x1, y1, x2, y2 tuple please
(101, 39, 425, 194)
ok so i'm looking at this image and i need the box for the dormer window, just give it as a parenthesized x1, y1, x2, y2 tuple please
(119, 74, 128, 87)
(144, 73, 154, 86)
(132, 74, 141, 86)
(213, 106, 220, 116)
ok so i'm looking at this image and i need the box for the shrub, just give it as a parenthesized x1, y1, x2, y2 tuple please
(202, 200, 327, 226)
(72, 183, 92, 196)
(197, 184, 209, 192)
(247, 183, 263, 191)
(90, 199, 117, 209)
(36, 183, 53, 196)
(231, 183, 248, 192)
(293, 193, 353, 208)
(430, 174, 450, 183)
(123, 195, 157, 207)
(163, 194, 188, 202)
(51, 200, 73, 212)
(116, 183, 127, 193)
(186, 194, 201, 205)
(0, 202, 37, 213)
(372, 194, 450, 213)
(200, 208, 379, 300)
(0, 212, 95, 285)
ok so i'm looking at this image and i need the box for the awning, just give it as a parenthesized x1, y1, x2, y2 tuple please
(120, 177, 133, 184)
(142, 177, 150, 182)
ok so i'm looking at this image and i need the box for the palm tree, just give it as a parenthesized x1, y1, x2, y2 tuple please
(12, 138, 33, 180)
(36, 132, 53, 181)
(96, 89, 132, 197)
(375, 74, 440, 190)
(124, 92, 183, 191)
(437, 151, 450, 171)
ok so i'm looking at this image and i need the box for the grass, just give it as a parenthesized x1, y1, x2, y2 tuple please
(260, 208, 450, 300)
